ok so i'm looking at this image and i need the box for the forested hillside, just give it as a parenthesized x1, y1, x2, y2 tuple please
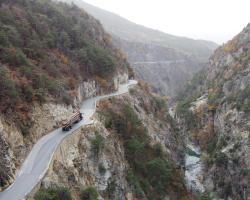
(0, 0, 130, 190)
(0, 0, 129, 128)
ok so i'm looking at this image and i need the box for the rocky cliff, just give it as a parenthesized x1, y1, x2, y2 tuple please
(31, 82, 193, 200)
(176, 23, 250, 199)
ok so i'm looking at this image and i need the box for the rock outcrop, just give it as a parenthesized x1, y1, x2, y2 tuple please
(176, 23, 250, 199)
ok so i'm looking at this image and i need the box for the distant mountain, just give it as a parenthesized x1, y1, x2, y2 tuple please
(61, 0, 218, 97)
(64, 0, 218, 60)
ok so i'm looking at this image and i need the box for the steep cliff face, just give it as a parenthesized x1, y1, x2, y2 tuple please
(32, 82, 193, 200)
(176, 24, 250, 199)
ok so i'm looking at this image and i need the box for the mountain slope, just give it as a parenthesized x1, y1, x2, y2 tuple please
(176, 23, 250, 199)
(60, 0, 218, 98)
(0, 0, 130, 126)
(67, 0, 217, 60)
(0, 0, 130, 191)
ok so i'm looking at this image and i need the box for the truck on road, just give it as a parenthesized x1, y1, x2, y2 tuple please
(62, 111, 83, 131)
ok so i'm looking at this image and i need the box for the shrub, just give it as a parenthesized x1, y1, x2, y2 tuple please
(20, 65, 34, 79)
(91, 134, 105, 156)
(105, 177, 116, 198)
(80, 186, 99, 200)
(215, 152, 228, 168)
(176, 100, 197, 130)
(186, 147, 200, 157)
(207, 91, 223, 110)
(152, 143, 164, 157)
(152, 96, 167, 112)
(22, 86, 33, 102)
(127, 170, 144, 198)
(85, 44, 116, 78)
(2, 48, 29, 67)
(34, 187, 72, 200)
(20, 125, 30, 136)
(0, 67, 19, 106)
(98, 163, 106, 175)
(146, 158, 173, 193)
(35, 88, 46, 103)
(0, 30, 9, 46)
(198, 192, 213, 200)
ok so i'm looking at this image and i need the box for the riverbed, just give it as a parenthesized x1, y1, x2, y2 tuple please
(185, 143, 205, 195)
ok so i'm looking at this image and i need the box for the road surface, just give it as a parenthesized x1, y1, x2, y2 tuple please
(133, 60, 185, 65)
(0, 80, 137, 200)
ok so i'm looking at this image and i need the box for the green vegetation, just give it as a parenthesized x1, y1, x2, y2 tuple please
(198, 192, 213, 200)
(105, 177, 117, 198)
(127, 170, 144, 198)
(34, 187, 72, 200)
(98, 163, 106, 175)
(0, 0, 128, 130)
(186, 147, 200, 157)
(99, 103, 184, 199)
(152, 95, 167, 112)
(176, 99, 198, 130)
(215, 152, 228, 168)
(91, 134, 105, 156)
(80, 186, 99, 200)
(228, 86, 250, 113)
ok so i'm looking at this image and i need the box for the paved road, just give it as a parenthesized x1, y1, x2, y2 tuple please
(133, 60, 185, 65)
(0, 80, 137, 200)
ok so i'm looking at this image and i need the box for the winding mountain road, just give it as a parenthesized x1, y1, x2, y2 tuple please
(0, 80, 137, 200)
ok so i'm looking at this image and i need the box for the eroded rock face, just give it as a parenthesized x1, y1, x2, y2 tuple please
(0, 72, 129, 191)
(180, 24, 250, 199)
(77, 81, 97, 103)
(0, 102, 74, 190)
(41, 123, 131, 200)
(0, 134, 15, 191)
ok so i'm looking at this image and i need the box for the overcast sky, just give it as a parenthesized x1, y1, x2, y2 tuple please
(82, 0, 250, 44)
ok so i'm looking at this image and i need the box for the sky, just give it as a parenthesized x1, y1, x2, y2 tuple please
(82, 0, 250, 44)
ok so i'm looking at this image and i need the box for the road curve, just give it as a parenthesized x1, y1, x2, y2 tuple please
(0, 80, 137, 200)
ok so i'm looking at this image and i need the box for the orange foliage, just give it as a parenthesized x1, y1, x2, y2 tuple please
(98, 100, 110, 109)
(9, 47, 17, 55)
(192, 118, 216, 149)
(208, 104, 217, 111)
(223, 40, 236, 53)
(68, 77, 77, 89)
(53, 49, 69, 65)
(60, 54, 69, 65)
(69, 90, 78, 98)
(95, 76, 109, 89)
